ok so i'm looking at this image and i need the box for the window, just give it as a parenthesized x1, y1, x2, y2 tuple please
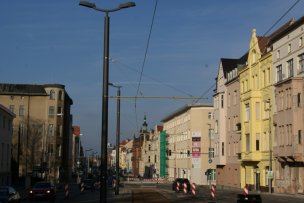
(49, 106, 55, 116)
(221, 94, 224, 108)
(288, 43, 291, 53)
(148, 144, 151, 151)
(154, 155, 157, 163)
(245, 103, 250, 121)
(8, 119, 11, 131)
(19, 105, 24, 116)
(299, 54, 304, 73)
(246, 134, 250, 152)
(277, 50, 280, 59)
(2, 116, 5, 128)
(287, 59, 294, 78)
(256, 102, 260, 120)
(208, 112, 212, 119)
(298, 93, 302, 107)
(48, 144, 54, 155)
(222, 142, 224, 156)
(50, 90, 55, 100)
(234, 90, 237, 105)
(57, 107, 62, 115)
(209, 148, 214, 158)
(58, 90, 63, 101)
(300, 37, 303, 47)
(276, 65, 283, 82)
(9, 105, 14, 113)
(148, 156, 150, 163)
(299, 130, 302, 144)
(48, 124, 54, 136)
(256, 133, 260, 151)
(262, 70, 265, 87)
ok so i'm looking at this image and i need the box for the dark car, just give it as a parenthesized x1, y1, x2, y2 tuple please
(83, 179, 94, 190)
(28, 182, 56, 200)
(0, 186, 21, 203)
(172, 178, 191, 192)
(236, 194, 262, 203)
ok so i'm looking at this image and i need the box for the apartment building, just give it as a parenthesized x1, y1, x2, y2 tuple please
(271, 16, 304, 194)
(0, 83, 73, 183)
(162, 104, 215, 185)
(0, 104, 15, 185)
(214, 54, 247, 189)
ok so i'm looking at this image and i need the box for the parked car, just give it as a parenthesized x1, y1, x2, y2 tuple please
(0, 186, 21, 203)
(83, 179, 94, 190)
(172, 178, 191, 192)
(236, 194, 262, 203)
(28, 182, 56, 200)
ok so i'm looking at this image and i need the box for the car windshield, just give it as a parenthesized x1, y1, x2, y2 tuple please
(33, 182, 52, 188)
(84, 179, 93, 183)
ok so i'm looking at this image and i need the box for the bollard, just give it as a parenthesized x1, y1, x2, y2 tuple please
(210, 184, 215, 199)
(183, 182, 187, 194)
(176, 181, 180, 192)
(64, 183, 69, 198)
(80, 182, 84, 193)
(243, 184, 249, 196)
(191, 182, 196, 197)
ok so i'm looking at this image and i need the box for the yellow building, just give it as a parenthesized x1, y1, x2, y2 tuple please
(239, 29, 274, 192)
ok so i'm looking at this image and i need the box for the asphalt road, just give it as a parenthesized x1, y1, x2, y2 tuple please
(18, 181, 304, 203)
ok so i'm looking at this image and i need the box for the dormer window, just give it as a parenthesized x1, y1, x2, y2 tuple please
(288, 44, 291, 53)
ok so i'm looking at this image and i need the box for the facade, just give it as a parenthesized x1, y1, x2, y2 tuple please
(0, 104, 15, 185)
(215, 55, 247, 189)
(141, 125, 163, 178)
(162, 104, 215, 185)
(72, 126, 83, 178)
(214, 56, 246, 188)
(119, 139, 133, 175)
(271, 17, 304, 194)
(239, 29, 275, 191)
(0, 83, 73, 183)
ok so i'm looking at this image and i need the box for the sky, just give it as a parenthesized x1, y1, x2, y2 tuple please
(1, 0, 304, 154)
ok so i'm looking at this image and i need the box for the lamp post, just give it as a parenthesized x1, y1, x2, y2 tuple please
(85, 149, 93, 177)
(79, 2, 135, 202)
(109, 83, 121, 195)
(266, 99, 272, 193)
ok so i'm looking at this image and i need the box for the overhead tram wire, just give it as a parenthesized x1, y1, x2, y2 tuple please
(111, 59, 195, 97)
(192, 0, 301, 105)
(134, 0, 158, 132)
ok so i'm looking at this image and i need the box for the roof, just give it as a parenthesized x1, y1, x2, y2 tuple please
(269, 16, 304, 44)
(0, 83, 48, 96)
(0, 83, 73, 104)
(161, 103, 213, 122)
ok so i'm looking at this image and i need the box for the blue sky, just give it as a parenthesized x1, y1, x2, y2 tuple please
(1, 0, 303, 154)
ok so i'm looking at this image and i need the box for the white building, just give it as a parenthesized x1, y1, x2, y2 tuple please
(162, 104, 215, 185)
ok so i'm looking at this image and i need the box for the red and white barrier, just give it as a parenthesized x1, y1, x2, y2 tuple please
(176, 181, 180, 191)
(183, 182, 187, 194)
(80, 182, 84, 193)
(64, 183, 69, 198)
(243, 184, 249, 196)
(210, 184, 215, 199)
(191, 182, 196, 196)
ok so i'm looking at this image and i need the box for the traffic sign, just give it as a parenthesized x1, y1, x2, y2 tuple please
(208, 159, 212, 163)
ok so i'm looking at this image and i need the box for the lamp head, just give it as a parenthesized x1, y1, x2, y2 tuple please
(119, 2, 136, 9)
(79, 1, 96, 9)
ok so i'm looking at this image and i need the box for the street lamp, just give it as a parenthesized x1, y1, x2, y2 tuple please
(265, 99, 272, 193)
(109, 83, 121, 195)
(79, 2, 135, 202)
(85, 149, 93, 177)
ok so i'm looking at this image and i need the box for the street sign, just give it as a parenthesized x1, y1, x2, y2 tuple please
(208, 159, 212, 163)
(267, 171, 273, 179)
